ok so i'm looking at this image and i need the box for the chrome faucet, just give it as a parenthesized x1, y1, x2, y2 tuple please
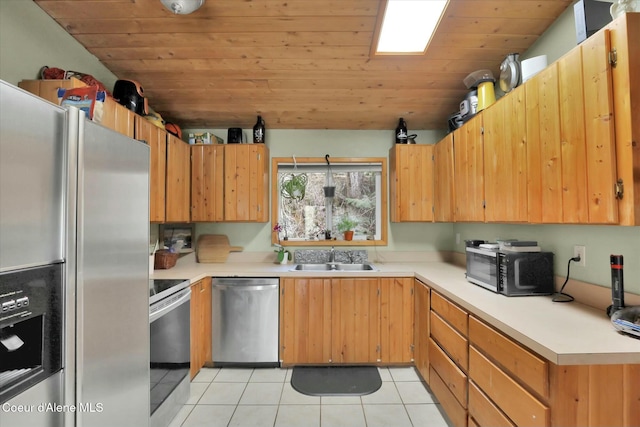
(329, 246, 335, 263)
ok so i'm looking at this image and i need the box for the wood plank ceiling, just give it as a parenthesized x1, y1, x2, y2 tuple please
(35, 0, 573, 130)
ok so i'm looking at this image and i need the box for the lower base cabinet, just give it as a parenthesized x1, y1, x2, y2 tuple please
(190, 277, 212, 379)
(279, 277, 414, 365)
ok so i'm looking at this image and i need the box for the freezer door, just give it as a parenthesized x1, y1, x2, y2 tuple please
(0, 81, 65, 271)
(69, 114, 150, 427)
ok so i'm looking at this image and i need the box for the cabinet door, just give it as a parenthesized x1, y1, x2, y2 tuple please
(483, 85, 528, 222)
(224, 144, 269, 222)
(526, 64, 562, 223)
(135, 116, 166, 222)
(580, 29, 617, 223)
(414, 280, 430, 383)
(379, 277, 414, 363)
(389, 145, 434, 222)
(454, 113, 485, 222)
(102, 98, 136, 138)
(191, 145, 224, 222)
(331, 278, 379, 363)
(434, 134, 455, 222)
(190, 280, 203, 379)
(166, 134, 191, 222)
(280, 278, 332, 364)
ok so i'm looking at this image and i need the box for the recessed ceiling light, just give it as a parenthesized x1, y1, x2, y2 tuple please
(376, 0, 448, 54)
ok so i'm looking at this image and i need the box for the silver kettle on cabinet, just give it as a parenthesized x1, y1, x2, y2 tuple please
(499, 53, 521, 93)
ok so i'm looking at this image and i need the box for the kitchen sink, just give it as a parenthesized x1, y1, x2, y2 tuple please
(291, 263, 378, 272)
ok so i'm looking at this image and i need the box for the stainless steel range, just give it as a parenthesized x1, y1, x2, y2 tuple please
(149, 279, 191, 427)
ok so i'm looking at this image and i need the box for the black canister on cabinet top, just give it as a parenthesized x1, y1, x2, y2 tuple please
(395, 118, 408, 144)
(253, 115, 265, 144)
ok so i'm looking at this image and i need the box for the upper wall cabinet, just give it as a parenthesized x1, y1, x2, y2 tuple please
(165, 133, 191, 223)
(483, 84, 528, 223)
(192, 144, 269, 223)
(526, 28, 617, 224)
(608, 13, 640, 226)
(135, 116, 166, 223)
(191, 144, 224, 222)
(454, 113, 485, 222)
(433, 134, 455, 222)
(389, 144, 434, 222)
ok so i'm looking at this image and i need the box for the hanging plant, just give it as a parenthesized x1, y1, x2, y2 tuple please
(280, 173, 308, 201)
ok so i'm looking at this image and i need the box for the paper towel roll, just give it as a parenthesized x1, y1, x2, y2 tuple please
(521, 55, 548, 83)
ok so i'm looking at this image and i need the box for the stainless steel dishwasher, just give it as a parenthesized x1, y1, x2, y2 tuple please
(211, 277, 279, 366)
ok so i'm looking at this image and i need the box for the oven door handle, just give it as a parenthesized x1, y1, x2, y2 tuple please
(149, 288, 191, 323)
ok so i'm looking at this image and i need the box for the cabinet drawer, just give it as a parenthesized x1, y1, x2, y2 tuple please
(431, 310, 468, 371)
(431, 291, 468, 336)
(468, 380, 515, 427)
(429, 338, 467, 408)
(469, 346, 549, 427)
(430, 366, 468, 427)
(469, 316, 548, 399)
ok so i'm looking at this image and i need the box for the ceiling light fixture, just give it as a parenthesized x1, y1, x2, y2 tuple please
(160, 0, 205, 15)
(376, 0, 448, 54)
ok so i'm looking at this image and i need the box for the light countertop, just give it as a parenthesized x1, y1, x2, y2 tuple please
(152, 253, 640, 366)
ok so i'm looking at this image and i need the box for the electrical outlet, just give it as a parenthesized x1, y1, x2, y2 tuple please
(573, 245, 586, 267)
(455, 233, 461, 245)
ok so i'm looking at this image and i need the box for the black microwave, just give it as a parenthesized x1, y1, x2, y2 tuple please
(465, 247, 554, 296)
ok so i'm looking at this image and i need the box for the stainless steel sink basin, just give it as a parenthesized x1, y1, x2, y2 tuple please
(291, 263, 378, 272)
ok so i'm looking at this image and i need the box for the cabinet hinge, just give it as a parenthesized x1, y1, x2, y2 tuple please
(609, 48, 618, 68)
(615, 179, 624, 199)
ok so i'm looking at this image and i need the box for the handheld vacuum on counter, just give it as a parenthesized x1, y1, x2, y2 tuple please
(607, 254, 640, 338)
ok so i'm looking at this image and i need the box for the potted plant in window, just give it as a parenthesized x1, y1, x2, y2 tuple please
(273, 223, 291, 264)
(337, 216, 358, 241)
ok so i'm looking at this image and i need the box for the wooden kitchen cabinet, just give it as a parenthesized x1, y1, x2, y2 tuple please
(331, 278, 379, 363)
(279, 278, 332, 364)
(135, 116, 166, 222)
(280, 277, 414, 365)
(389, 144, 435, 222)
(165, 133, 191, 222)
(100, 97, 135, 138)
(190, 277, 212, 379)
(433, 134, 455, 222)
(18, 77, 86, 105)
(429, 291, 469, 427)
(191, 144, 224, 222)
(483, 84, 528, 223)
(454, 113, 484, 222)
(526, 28, 617, 224)
(223, 144, 269, 222)
(379, 277, 414, 364)
(414, 279, 430, 384)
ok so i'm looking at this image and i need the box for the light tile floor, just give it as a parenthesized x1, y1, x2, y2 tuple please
(168, 367, 453, 427)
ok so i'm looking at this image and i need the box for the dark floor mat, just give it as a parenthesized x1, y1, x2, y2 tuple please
(291, 366, 382, 396)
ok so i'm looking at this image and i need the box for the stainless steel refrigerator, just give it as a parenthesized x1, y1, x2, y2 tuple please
(0, 81, 150, 427)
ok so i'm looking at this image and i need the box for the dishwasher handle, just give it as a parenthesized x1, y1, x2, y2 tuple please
(212, 283, 278, 291)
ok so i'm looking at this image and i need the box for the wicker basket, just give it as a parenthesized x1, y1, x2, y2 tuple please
(154, 250, 178, 269)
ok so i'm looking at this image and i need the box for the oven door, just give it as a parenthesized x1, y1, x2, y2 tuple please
(149, 287, 190, 419)
(465, 247, 499, 292)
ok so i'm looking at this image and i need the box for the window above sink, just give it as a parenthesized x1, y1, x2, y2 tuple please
(271, 157, 388, 247)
